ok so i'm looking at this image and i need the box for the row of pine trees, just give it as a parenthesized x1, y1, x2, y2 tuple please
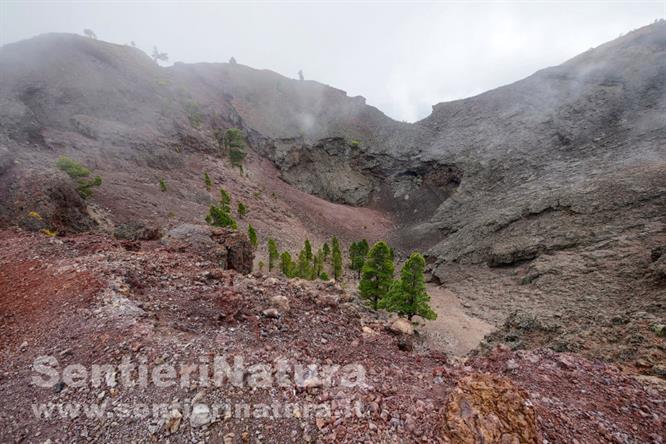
(265, 237, 437, 322)
(203, 179, 436, 324)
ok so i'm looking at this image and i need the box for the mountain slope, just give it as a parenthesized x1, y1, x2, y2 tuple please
(0, 23, 664, 370)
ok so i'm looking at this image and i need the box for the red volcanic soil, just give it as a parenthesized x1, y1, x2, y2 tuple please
(0, 228, 663, 443)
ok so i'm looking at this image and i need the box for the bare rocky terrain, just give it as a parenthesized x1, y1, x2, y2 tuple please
(0, 20, 665, 443)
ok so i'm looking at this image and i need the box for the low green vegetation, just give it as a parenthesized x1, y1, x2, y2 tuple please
(184, 100, 203, 128)
(56, 155, 102, 199)
(159, 178, 167, 192)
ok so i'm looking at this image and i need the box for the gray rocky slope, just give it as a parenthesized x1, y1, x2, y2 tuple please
(0, 22, 664, 364)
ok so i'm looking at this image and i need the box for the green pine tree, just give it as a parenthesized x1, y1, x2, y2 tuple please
(313, 249, 324, 280)
(205, 204, 238, 230)
(358, 241, 394, 309)
(204, 172, 212, 190)
(331, 236, 343, 281)
(224, 128, 247, 169)
(238, 202, 248, 218)
(304, 239, 313, 262)
(268, 239, 279, 271)
(219, 188, 231, 211)
(297, 249, 309, 279)
(379, 252, 436, 321)
(159, 178, 167, 192)
(280, 252, 295, 278)
(322, 242, 330, 261)
(349, 240, 369, 278)
(247, 224, 258, 248)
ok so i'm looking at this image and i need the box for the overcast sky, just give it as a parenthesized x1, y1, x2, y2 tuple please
(1, 1, 664, 121)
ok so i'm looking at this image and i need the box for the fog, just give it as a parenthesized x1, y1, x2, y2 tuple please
(1, 1, 663, 122)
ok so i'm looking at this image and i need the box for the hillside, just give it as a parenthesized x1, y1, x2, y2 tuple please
(0, 21, 665, 443)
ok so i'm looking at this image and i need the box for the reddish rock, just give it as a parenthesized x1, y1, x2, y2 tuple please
(441, 373, 540, 443)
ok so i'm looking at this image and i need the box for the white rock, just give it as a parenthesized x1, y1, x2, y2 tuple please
(190, 403, 211, 427)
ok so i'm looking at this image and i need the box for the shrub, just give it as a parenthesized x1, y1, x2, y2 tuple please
(204, 172, 212, 190)
(268, 239, 279, 271)
(319, 271, 330, 281)
(350, 140, 361, 148)
(258, 260, 265, 272)
(359, 241, 394, 309)
(379, 252, 436, 321)
(248, 224, 258, 248)
(159, 178, 167, 192)
(56, 156, 102, 199)
(184, 100, 202, 128)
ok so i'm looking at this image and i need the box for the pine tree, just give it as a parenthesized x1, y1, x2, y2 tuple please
(205, 205, 237, 230)
(379, 252, 436, 321)
(304, 239, 313, 262)
(359, 241, 394, 309)
(313, 249, 324, 280)
(238, 202, 248, 218)
(322, 242, 330, 261)
(297, 248, 310, 279)
(359, 239, 369, 258)
(204, 172, 212, 191)
(280, 252, 294, 278)
(331, 236, 343, 281)
(159, 178, 167, 192)
(219, 188, 231, 212)
(247, 224, 257, 248)
(268, 239, 279, 271)
(223, 128, 247, 169)
(349, 240, 369, 278)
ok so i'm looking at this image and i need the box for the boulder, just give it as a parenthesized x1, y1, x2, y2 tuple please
(189, 404, 211, 427)
(441, 373, 539, 443)
(162, 224, 253, 274)
(269, 295, 290, 311)
(114, 220, 160, 241)
(388, 318, 414, 335)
